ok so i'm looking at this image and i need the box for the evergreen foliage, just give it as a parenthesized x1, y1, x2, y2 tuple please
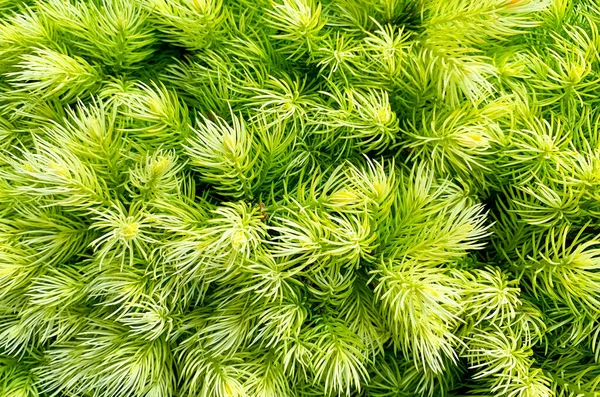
(0, 0, 599, 396)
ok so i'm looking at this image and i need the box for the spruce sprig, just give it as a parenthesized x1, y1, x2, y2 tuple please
(2, 1, 600, 397)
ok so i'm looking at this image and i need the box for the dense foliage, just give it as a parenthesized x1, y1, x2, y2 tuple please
(1, 0, 600, 396)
